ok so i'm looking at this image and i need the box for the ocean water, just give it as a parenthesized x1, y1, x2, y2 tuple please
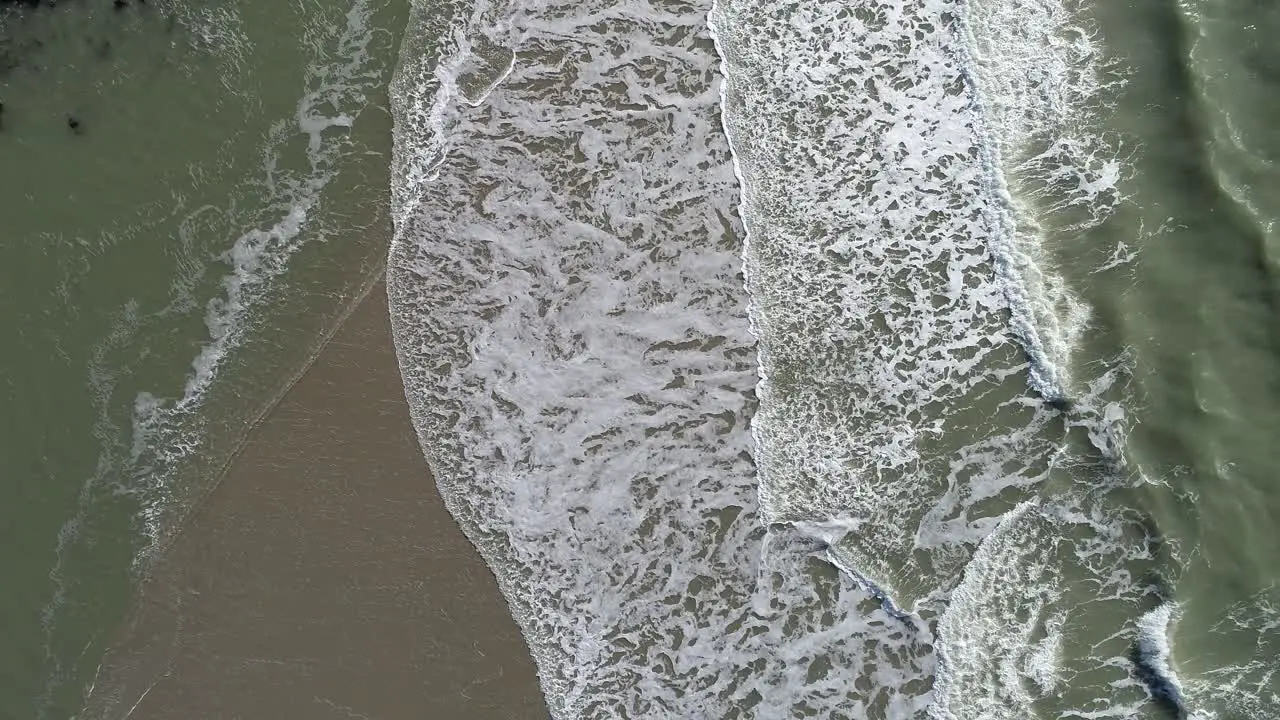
(0, 0, 406, 715)
(1, 0, 1278, 717)
(387, 0, 1280, 718)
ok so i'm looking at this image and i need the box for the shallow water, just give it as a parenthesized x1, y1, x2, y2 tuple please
(0, 0, 404, 715)
(1, 0, 1277, 715)
(388, 0, 1280, 717)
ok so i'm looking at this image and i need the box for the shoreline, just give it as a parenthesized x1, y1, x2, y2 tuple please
(80, 280, 547, 720)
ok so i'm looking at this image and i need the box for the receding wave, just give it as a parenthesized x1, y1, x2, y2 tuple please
(386, 0, 941, 714)
(713, 0, 1128, 609)
(1133, 603, 1187, 719)
(381, 0, 1257, 716)
(39, 2, 391, 710)
(128, 0, 388, 539)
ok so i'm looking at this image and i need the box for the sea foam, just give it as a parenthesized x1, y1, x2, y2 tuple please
(387, 0, 937, 715)
(40, 5, 391, 709)
(710, 0, 1125, 614)
(1134, 603, 1187, 717)
(129, 0, 387, 536)
(387, 0, 1139, 716)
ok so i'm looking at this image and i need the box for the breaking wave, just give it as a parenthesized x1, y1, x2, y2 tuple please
(381, 0, 1199, 716)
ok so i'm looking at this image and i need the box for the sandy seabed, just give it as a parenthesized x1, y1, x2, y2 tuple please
(81, 281, 547, 720)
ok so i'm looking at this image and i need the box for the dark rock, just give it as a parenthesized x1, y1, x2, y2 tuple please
(67, 115, 82, 133)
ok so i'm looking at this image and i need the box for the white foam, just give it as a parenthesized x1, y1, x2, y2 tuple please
(387, 0, 937, 715)
(174, 5, 253, 77)
(932, 491, 1169, 720)
(128, 0, 388, 536)
(933, 503, 1059, 719)
(387, 0, 1138, 716)
(957, 0, 1127, 401)
(38, 5, 393, 704)
(1183, 588, 1280, 719)
(708, 0, 1128, 613)
(1136, 603, 1185, 701)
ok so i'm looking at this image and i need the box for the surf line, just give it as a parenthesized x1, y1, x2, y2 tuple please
(951, 0, 1073, 409)
(705, 0, 940, 631)
(1133, 603, 1189, 720)
(790, 519, 919, 623)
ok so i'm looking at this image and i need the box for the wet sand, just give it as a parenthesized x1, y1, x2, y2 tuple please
(81, 281, 547, 720)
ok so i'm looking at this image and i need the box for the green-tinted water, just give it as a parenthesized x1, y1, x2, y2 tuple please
(0, 0, 406, 715)
(2, 0, 1279, 716)
(956, 0, 1280, 714)
(1101, 0, 1280, 713)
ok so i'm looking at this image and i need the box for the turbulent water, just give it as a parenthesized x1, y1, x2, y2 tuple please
(1, 0, 1278, 715)
(386, 0, 1280, 717)
(1, 0, 403, 715)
